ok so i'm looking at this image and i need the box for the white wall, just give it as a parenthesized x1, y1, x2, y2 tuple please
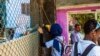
(6, 0, 30, 28)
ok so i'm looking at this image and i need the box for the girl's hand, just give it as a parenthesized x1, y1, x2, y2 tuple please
(38, 27, 43, 34)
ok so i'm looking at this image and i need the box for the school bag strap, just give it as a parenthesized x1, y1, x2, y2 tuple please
(74, 42, 95, 56)
(74, 42, 78, 56)
(81, 44, 95, 56)
(55, 38, 64, 56)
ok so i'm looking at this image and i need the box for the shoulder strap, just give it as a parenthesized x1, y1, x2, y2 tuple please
(74, 42, 78, 56)
(81, 44, 95, 56)
(53, 39, 60, 52)
(61, 42, 64, 56)
(54, 39, 64, 56)
(55, 38, 64, 56)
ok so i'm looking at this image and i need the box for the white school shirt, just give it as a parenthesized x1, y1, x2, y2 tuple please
(70, 31, 82, 43)
(45, 36, 64, 56)
(71, 40, 100, 56)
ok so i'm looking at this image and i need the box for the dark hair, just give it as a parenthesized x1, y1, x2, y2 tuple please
(50, 23, 62, 37)
(75, 24, 80, 28)
(83, 19, 97, 34)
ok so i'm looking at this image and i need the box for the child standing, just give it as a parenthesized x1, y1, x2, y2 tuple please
(38, 23, 65, 56)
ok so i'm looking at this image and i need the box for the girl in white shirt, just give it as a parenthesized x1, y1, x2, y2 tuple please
(39, 23, 64, 56)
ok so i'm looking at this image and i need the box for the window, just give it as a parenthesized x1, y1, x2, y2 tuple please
(21, 3, 30, 15)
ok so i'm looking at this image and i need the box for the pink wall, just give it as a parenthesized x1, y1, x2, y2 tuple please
(56, 10, 68, 44)
(56, 5, 100, 44)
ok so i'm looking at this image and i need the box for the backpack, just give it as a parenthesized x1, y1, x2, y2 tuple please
(74, 42, 95, 56)
(53, 38, 65, 56)
(54, 37, 72, 56)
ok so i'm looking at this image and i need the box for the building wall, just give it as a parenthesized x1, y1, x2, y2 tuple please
(56, 0, 100, 7)
(6, 0, 30, 28)
(56, 10, 68, 44)
(56, 4, 100, 45)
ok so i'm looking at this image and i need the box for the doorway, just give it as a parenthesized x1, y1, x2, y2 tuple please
(67, 10, 100, 39)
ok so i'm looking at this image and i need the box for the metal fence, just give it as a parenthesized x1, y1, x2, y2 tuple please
(0, 0, 40, 56)
(0, 0, 36, 43)
(0, 32, 39, 56)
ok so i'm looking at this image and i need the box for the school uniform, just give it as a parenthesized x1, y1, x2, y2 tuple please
(71, 40, 100, 56)
(70, 31, 82, 44)
(45, 36, 64, 56)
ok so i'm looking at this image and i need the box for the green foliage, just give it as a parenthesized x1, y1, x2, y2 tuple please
(71, 13, 95, 29)
(97, 13, 100, 22)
